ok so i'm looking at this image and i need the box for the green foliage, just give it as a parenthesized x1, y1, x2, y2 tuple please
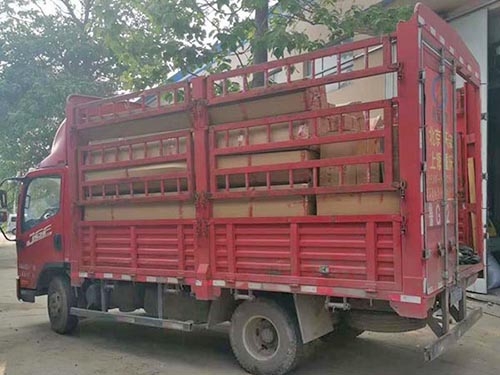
(0, 0, 122, 179)
(94, 0, 413, 89)
(0, 0, 412, 181)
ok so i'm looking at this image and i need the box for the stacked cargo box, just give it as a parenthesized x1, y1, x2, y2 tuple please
(83, 132, 195, 221)
(212, 122, 318, 218)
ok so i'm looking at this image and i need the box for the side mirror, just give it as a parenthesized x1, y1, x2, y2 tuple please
(0, 190, 7, 209)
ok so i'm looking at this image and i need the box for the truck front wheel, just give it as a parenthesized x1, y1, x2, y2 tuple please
(47, 276, 78, 334)
(230, 298, 303, 375)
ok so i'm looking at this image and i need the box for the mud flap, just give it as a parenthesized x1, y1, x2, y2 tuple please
(293, 294, 333, 343)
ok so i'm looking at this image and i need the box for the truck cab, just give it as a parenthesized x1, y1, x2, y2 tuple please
(12, 167, 68, 302)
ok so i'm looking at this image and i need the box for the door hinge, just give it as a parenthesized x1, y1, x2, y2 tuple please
(422, 248, 431, 260)
(419, 70, 426, 83)
(401, 216, 408, 235)
(393, 180, 408, 199)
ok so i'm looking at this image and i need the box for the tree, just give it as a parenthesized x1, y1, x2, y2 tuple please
(0, 0, 411, 180)
(0, 0, 123, 178)
(94, 0, 413, 89)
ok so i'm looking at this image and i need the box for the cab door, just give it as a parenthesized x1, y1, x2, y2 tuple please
(17, 172, 65, 290)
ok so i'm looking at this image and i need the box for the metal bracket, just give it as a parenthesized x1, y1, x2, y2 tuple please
(418, 69, 426, 83)
(325, 297, 350, 311)
(401, 216, 408, 235)
(424, 308, 482, 361)
(437, 243, 445, 257)
(422, 248, 431, 260)
(393, 180, 408, 199)
(319, 265, 330, 275)
(234, 289, 255, 301)
(396, 62, 404, 80)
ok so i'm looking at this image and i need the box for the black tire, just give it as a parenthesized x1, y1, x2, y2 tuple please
(346, 310, 426, 333)
(320, 325, 364, 343)
(47, 276, 78, 334)
(230, 298, 303, 375)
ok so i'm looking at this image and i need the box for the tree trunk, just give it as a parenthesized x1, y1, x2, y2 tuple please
(252, 0, 268, 87)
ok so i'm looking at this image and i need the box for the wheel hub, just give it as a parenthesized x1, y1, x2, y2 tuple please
(49, 291, 62, 317)
(243, 316, 280, 360)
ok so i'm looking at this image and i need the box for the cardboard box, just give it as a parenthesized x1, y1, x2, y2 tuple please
(316, 192, 400, 216)
(84, 201, 195, 221)
(87, 137, 187, 165)
(85, 162, 187, 181)
(215, 121, 312, 149)
(216, 150, 317, 188)
(209, 86, 328, 125)
(326, 47, 389, 106)
(213, 185, 315, 218)
(84, 162, 189, 197)
(319, 115, 384, 186)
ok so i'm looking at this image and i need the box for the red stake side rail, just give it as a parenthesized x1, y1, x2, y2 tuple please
(208, 99, 397, 198)
(65, 4, 483, 320)
(74, 81, 191, 130)
(206, 36, 396, 105)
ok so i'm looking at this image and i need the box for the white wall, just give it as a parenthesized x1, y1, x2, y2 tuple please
(451, 9, 489, 293)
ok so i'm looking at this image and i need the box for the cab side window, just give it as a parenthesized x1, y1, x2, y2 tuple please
(22, 177, 61, 232)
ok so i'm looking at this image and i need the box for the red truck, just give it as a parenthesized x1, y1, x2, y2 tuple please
(1, 4, 484, 375)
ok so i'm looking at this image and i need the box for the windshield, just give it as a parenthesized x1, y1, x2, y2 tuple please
(23, 176, 61, 231)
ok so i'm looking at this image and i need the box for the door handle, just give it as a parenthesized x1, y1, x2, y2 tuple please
(53, 234, 63, 252)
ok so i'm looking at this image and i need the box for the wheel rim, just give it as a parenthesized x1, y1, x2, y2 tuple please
(242, 316, 280, 361)
(49, 291, 63, 318)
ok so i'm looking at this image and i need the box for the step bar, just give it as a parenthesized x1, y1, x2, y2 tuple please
(70, 307, 194, 332)
(424, 307, 482, 361)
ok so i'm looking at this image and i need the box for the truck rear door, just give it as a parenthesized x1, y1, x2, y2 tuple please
(421, 40, 459, 295)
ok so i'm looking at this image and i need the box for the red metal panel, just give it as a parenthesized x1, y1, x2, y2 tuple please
(210, 99, 395, 199)
(79, 221, 196, 279)
(74, 82, 191, 129)
(77, 129, 194, 205)
(210, 217, 402, 292)
(206, 37, 396, 105)
(396, 9, 427, 300)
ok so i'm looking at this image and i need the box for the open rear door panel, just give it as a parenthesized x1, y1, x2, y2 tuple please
(421, 41, 459, 295)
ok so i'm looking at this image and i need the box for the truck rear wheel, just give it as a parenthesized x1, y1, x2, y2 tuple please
(47, 276, 78, 334)
(320, 324, 364, 343)
(230, 298, 303, 375)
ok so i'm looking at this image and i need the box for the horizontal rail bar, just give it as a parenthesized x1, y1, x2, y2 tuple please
(210, 100, 393, 132)
(76, 104, 191, 130)
(213, 129, 387, 157)
(215, 154, 387, 176)
(80, 130, 191, 152)
(211, 184, 397, 199)
(75, 82, 190, 111)
(79, 194, 194, 206)
(79, 219, 195, 227)
(81, 172, 189, 187)
(208, 36, 392, 83)
(207, 65, 397, 106)
(70, 307, 194, 331)
(81, 154, 188, 172)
